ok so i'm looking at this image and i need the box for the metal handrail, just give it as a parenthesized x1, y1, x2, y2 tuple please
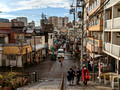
(60, 74, 64, 90)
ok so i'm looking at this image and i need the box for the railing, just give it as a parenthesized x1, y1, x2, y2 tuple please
(105, 20, 111, 29)
(105, 0, 120, 9)
(112, 44, 120, 57)
(113, 17, 120, 29)
(60, 74, 64, 90)
(89, 73, 99, 82)
(104, 42, 111, 53)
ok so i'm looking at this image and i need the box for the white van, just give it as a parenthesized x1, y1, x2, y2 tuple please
(57, 49, 65, 59)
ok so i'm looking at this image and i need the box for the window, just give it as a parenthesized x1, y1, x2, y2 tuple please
(51, 35, 52, 39)
(0, 37, 4, 44)
(7, 55, 16, 60)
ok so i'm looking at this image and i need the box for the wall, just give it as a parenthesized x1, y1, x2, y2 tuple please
(48, 33, 54, 49)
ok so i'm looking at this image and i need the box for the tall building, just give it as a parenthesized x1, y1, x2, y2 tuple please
(48, 16, 68, 29)
(16, 17, 28, 26)
(86, 0, 104, 67)
(58, 17, 68, 28)
(103, 0, 120, 74)
(48, 16, 58, 28)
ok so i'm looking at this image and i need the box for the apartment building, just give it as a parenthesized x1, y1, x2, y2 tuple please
(103, 0, 120, 74)
(86, 0, 104, 65)
(83, 0, 89, 52)
(16, 17, 28, 26)
(48, 16, 68, 29)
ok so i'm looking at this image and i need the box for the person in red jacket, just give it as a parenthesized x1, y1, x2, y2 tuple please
(82, 66, 89, 85)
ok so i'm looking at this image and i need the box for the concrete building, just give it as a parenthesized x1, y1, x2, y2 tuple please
(28, 21, 35, 28)
(48, 16, 58, 28)
(103, 0, 120, 74)
(17, 17, 28, 26)
(86, 0, 104, 67)
(0, 18, 9, 22)
(48, 16, 68, 29)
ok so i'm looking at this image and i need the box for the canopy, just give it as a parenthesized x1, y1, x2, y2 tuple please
(68, 28, 74, 30)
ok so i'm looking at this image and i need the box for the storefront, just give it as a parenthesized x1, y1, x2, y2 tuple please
(3, 44, 32, 67)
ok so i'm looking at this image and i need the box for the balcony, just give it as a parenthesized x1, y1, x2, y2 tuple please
(104, 42, 120, 57)
(105, 17, 120, 29)
(105, 20, 111, 29)
(104, 42, 111, 53)
(105, 0, 120, 9)
(89, 4, 100, 16)
(88, 37, 102, 47)
(112, 44, 120, 57)
(113, 17, 120, 29)
(89, 19, 103, 31)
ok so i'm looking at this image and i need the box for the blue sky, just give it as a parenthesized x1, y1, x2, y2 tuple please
(0, 0, 75, 26)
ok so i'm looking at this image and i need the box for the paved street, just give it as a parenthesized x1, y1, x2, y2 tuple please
(17, 51, 112, 90)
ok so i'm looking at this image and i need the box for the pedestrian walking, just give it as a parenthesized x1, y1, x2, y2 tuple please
(59, 57, 63, 66)
(67, 68, 71, 85)
(82, 66, 89, 86)
(70, 68, 75, 84)
(76, 67, 82, 85)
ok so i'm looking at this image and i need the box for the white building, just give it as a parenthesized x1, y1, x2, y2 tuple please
(17, 17, 28, 26)
(28, 21, 35, 28)
(48, 33, 54, 49)
(103, 0, 120, 74)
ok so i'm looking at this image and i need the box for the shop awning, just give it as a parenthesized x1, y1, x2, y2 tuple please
(68, 28, 74, 30)
(3, 45, 32, 55)
(32, 44, 45, 51)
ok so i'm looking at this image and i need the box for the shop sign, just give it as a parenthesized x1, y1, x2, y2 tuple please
(86, 43, 92, 52)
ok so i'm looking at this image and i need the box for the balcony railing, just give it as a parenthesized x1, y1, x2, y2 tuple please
(105, 0, 120, 9)
(113, 17, 120, 29)
(105, 20, 111, 29)
(104, 42, 120, 57)
(112, 44, 120, 57)
(104, 42, 111, 53)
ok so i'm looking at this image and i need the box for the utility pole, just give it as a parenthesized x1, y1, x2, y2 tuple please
(73, 8, 76, 52)
(34, 34, 36, 62)
(81, 0, 85, 70)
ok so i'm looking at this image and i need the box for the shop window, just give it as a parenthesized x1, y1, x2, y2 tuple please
(0, 37, 4, 44)
(7, 55, 16, 60)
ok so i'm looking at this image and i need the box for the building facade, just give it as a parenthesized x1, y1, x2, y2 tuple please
(16, 17, 28, 26)
(48, 16, 68, 29)
(86, 0, 104, 67)
(103, 0, 120, 74)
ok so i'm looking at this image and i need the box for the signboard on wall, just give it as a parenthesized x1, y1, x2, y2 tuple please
(86, 43, 92, 52)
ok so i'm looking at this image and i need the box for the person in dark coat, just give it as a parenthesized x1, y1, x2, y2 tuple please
(67, 68, 75, 84)
(67, 68, 71, 84)
(76, 67, 82, 84)
(82, 66, 89, 85)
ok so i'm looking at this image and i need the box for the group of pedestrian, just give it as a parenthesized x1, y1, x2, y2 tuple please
(67, 66, 89, 86)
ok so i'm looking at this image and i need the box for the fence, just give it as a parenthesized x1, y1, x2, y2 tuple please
(89, 73, 99, 82)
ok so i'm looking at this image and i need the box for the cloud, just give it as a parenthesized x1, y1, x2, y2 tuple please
(0, 0, 71, 12)
(0, 14, 18, 18)
(64, 13, 70, 16)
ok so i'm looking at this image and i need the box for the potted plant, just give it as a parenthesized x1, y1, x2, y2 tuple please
(104, 74, 110, 85)
(99, 74, 104, 84)
(111, 77, 118, 89)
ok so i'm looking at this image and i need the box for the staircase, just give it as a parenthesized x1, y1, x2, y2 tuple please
(17, 78, 61, 90)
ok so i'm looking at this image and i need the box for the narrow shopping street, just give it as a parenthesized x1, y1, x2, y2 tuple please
(17, 51, 111, 90)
